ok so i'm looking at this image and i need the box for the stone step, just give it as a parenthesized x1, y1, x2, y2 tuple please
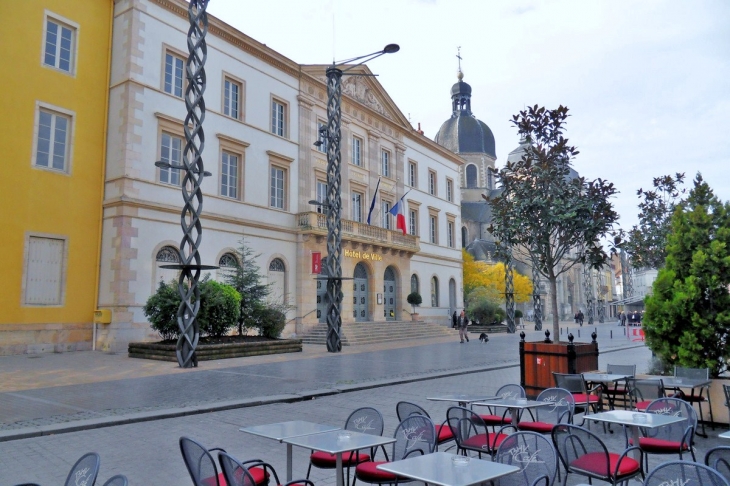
(300, 321, 457, 346)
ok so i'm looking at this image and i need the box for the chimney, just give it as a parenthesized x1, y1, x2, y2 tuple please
(417, 123, 424, 135)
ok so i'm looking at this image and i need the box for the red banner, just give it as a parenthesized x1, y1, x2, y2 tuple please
(312, 252, 321, 274)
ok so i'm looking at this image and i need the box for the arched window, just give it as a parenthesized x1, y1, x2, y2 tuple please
(487, 168, 494, 190)
(219, 253, 238, 268)
(461, 226, 468, 248)
(466, 164, 478, 188)
(268, 258, 286, 305)
(431, 276, 439, 307)
(410, 274, 419, 294)
(155, 246, 180, 288)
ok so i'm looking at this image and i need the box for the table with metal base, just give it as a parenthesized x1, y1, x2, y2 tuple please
(472, 398, 551, 425)
(642, 375, 713, 437)
(583, 372, 633, 409)
(240, 420, 340, 481)
(377, 452, 519, 486)
(427, 394, 497, 408)
(283, 429, 395, 486)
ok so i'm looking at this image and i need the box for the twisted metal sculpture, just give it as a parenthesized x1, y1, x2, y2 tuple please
(504, 249, 516, 333)
(324, 67, 344, 352)
(582, 265, 594, 326)
(175, 0, 209, 367)
(597, 270, 606, 323)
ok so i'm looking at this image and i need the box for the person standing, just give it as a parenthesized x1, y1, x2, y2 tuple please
(577, 311, 584, 327)
(619, 311, 626, 326)
(458, 310, 469, 343)
(452, 311, 458, 329)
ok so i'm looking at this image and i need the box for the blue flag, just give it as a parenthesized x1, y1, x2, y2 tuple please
(366, 177, 381, 225)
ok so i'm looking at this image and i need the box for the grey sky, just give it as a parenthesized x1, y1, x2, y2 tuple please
(207, 0, 730, 229)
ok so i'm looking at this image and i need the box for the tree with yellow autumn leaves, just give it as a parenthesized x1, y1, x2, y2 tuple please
(463, 250, 533, 304)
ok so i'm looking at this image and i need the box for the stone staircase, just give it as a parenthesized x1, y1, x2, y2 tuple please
(299, 320, 458, 346)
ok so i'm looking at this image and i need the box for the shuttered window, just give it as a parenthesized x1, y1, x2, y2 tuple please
(24, 236, 65, 305)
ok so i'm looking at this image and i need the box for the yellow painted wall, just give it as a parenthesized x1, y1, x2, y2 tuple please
(0, 1, 111, 327)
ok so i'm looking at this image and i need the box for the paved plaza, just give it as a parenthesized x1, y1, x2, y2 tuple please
(1, 322, 726, 485)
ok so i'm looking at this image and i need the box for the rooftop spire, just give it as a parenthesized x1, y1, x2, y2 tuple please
(456, 46, 463, 80)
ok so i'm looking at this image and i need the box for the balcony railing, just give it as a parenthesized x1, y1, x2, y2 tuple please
(297, 211, 419, 251)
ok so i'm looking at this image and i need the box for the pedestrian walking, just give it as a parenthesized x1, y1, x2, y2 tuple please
(458, 310, 469, 343)
(577, 311, 584, 326)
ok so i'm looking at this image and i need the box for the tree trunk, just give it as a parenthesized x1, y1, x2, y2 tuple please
(549, 276, 560, 342)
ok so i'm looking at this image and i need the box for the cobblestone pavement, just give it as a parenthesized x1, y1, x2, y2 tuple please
(2, 344, 727, 486)
(0, 322, 641, 437)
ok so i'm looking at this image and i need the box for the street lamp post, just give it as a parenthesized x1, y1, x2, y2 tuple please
(319, 45, 399, 352)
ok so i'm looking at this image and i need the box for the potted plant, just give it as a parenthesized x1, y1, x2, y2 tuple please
(407, 292, 422, 321)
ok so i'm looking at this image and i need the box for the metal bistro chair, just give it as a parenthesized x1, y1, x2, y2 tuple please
(101, 476, 128, 486)
(553, 373, 603, 423)
(219, 451, 314, 486)
(180, 436, 276, 486)
(446, 406, 515, 459)
(628, 378, 668, 412)
(353, 415, 436, 486)
(472, 384, 526, 431)
(307, 407, 386, 486)
(552, 423, 643, 486)
(395, 401, 453, 450)
(517, 387, 575, 434)
(643, 460, 729, 486)
(705, 447, 730, 483)
(494, 431, 558, 486)
(675, 366, 715, 436)
(631, 397, 698, 470)
(724, 384, 730, 414)
(604, 364, 636, 410)
(64, 452, 101, 486)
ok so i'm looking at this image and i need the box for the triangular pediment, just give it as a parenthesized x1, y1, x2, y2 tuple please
(300, 64, 411, 130)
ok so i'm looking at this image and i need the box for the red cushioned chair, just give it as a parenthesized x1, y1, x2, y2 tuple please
(219, 451, 313, 486)
(472, 384, 525, 431)
(675, 366, 715, 437)
(603, 364, 635, 410)
(307, 407, 386, 486)
(353, 415, 436, 486)
(180, 436, 273, 486)
(552, 423, 643, 486)
(517, 387, 574, 434)
(553, 373, 603, 424)
(446, 406, 515, 460)
(628, 397, 697, 471)
(395, 401, 453, 451)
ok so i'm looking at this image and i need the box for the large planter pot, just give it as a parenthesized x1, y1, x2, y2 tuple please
(410, 313, 420, 322)
(128, 338, 302, 362)
(520, 331, 599, 399)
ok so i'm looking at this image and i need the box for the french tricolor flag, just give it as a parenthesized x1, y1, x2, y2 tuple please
(389, 190, 410, 235)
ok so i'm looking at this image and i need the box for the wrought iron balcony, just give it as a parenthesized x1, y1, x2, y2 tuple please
(297, 212, 419, 253)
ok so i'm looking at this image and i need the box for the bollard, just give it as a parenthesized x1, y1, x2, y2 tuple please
(561, 327, 563, 335)
(610, 330, 613, 339)
(578, 329, 580, 338)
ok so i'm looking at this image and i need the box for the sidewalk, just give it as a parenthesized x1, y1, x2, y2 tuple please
(0, 320, 643, 441)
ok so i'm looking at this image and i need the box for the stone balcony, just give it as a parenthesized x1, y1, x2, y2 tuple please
(297, 212, 420, 256)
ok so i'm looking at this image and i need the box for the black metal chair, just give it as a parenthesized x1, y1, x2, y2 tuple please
(180, 436, 276, 486)
(395, 401, 453, 450)
(675, 366, 715, 436)
(552, 423, 643, 486)
(517, 387, 574, 434)
(643, 460, 729, 486)
(630, 397, 697, 470)
(64, 452, 101, 486)
(101, 476, 128, 486)
(494, 431, 558, 486)
(219, 451, 314, 486)
(628, 378, 667, 412)
(472, 384, 525, 430)
(446, 406, 515, 459)
(307, 407, 386, 485)
(705, 447, 730, 483)
(353, 415, 436, 486)
(604, 364, 635, 409)
(553, 373, 603, 424)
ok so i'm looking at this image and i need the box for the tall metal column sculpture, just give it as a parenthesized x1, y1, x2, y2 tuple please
(504, 249, 516, 333)
(320, 45, 399, 352)
(582, 265, 594, 326)
(597, 270, 606, 323)
(621, 250, 634, 301)
(157, 0, 214, 367)
(531, 255, 543, 331)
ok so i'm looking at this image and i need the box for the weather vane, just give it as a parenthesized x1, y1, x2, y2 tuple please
(456, 46, 462, 72)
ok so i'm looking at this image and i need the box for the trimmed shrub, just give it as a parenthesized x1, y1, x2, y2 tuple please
(259, 307, 286, 338)
(198, 279, 241, 337)
(143, 280, 180, 341)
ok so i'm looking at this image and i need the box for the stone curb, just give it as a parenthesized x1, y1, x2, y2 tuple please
(0, 343, 646, 442)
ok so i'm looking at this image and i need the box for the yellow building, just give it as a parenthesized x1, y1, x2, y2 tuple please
(0, 0, 112, 354)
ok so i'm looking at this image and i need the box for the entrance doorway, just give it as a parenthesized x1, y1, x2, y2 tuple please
(384, 266, 397, 320)
(353, 263, 369, 322)
(449, 278, 457, 314)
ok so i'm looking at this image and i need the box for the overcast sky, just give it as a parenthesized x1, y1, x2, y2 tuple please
(207, 0, 729, 230)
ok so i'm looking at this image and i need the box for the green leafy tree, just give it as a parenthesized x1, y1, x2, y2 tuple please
(643, 174, 730, 377)
(487, 105, 621, 341)
(626, 173, 686, 269)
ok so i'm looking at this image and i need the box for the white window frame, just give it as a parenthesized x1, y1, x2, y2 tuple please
(159, 132, 183, 186)
(32, 102, 74, 174)
(446, 178, 454, 202)
(163, 48, 185, 98)
(382, 200, 392, 229)
(352, 136, 362, 166)
(429, 215, 437, 244)
(41, 12, 78, 75)
(316, 180, 327, 213)
(429, 170, 437, 196)
(22, 233, 68, 306)
(271, 97, 287, 137)
(409, 161, 417, 188)
(381, 149, 390, 178)
(447, 221, 454, 248)
(409, 209, 418, 236)
(316, 120, 327, 153)
(352, 191, 363, 222)
(223, 75, 243, 120)
(270, 165, 286, 209)
(220, 151, 240, 199)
